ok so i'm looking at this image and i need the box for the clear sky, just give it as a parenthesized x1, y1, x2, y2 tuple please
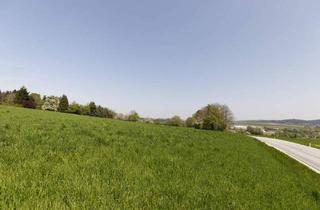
(1, 0, 320, 120)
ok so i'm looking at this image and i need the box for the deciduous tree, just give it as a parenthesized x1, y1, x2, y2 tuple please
(127, 111, 140, 122)
(168, 116, 184, 127)
(30, 93, 43, 109)
(42, 96, 60, 111)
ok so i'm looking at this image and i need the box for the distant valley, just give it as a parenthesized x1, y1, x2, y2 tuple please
(236, 119, 320, 127)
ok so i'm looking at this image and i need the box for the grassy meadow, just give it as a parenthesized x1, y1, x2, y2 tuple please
(0, 105, 320, 209)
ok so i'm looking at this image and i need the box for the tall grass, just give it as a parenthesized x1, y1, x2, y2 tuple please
(0, 105, 320, 209)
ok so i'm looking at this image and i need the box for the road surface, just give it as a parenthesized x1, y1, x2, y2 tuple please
(253, 136, 320, 174)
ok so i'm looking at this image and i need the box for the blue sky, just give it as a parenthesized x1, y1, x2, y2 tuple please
(1, 0, 320, 120)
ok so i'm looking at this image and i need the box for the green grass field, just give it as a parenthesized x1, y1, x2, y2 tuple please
(1, 105, 320, 209)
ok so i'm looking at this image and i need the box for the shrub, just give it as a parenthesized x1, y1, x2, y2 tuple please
(247, 126, 264, 135)
(127, 111, 140, 122)
(42, 96, 60, 111)
(22, 98, 36, 109)
(67, 102, 82, 114)
(167, 116, 185, 127)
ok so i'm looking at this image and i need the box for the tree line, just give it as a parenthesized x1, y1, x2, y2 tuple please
(0, 86, 139, 121)
(164, 104, 234, 131)
(0, 86, 234, 131)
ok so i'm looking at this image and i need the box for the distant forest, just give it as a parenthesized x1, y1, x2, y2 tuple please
(0, 86, 234, 131)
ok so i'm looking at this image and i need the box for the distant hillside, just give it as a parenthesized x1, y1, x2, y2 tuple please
(236, 119, 320, 127)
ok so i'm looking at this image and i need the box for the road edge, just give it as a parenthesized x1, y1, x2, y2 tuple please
(251, 136, 320, 174)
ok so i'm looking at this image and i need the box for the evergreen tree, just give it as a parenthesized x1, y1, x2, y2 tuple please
(58, 95, 69, 112)
(15, 86, 29, 105)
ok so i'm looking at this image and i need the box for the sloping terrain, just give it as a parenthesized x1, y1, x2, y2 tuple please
(254, 136, 320, 173)
(0, 105, 320, 209)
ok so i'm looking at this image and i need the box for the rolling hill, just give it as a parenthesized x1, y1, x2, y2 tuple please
(0, 105, 320, 209)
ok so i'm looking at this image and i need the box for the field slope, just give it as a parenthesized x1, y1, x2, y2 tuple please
(0, 105, 320, 209)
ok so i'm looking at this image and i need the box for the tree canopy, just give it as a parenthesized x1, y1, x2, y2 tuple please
(168, 116, 185, 127)
(191, 104, 234, 131)
(1, 87, 234, 130)
(127, 111, 140, 122)
(58, 95, 69, 112)
(42, 96, 60, 111)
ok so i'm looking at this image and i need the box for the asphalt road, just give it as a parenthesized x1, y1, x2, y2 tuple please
(253, 136, 320, 174)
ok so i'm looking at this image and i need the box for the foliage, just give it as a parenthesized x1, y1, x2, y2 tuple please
(186, 117, 196, 128)
(42, 96, 60, 111)
(247, 126, 264, 135)
(89, 102, 97, 116)
(96, 105, 116, 119)
(6, 93, 17, 105)
(202, 105, 225, 130)
(1, 87, 236, 127)
(167, 116, 185, 127)
(21, 98, 36, 109)
(67, 102, 82, 115)
(116, 113, 126, 120)
(13, 87, 36, 109)
(14, 86, 30, 105)
(0, 91, 16, 105)
(152, 118, 169, 125)
(0, 105, 320, 209)
(1, 87, 117, 119)
(30, 93, 43, 109)
(127, 111, 140, 122)
(58, 95, 69, 112)
(80, 104, 90, 115)
(190, 104, 234, 131)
